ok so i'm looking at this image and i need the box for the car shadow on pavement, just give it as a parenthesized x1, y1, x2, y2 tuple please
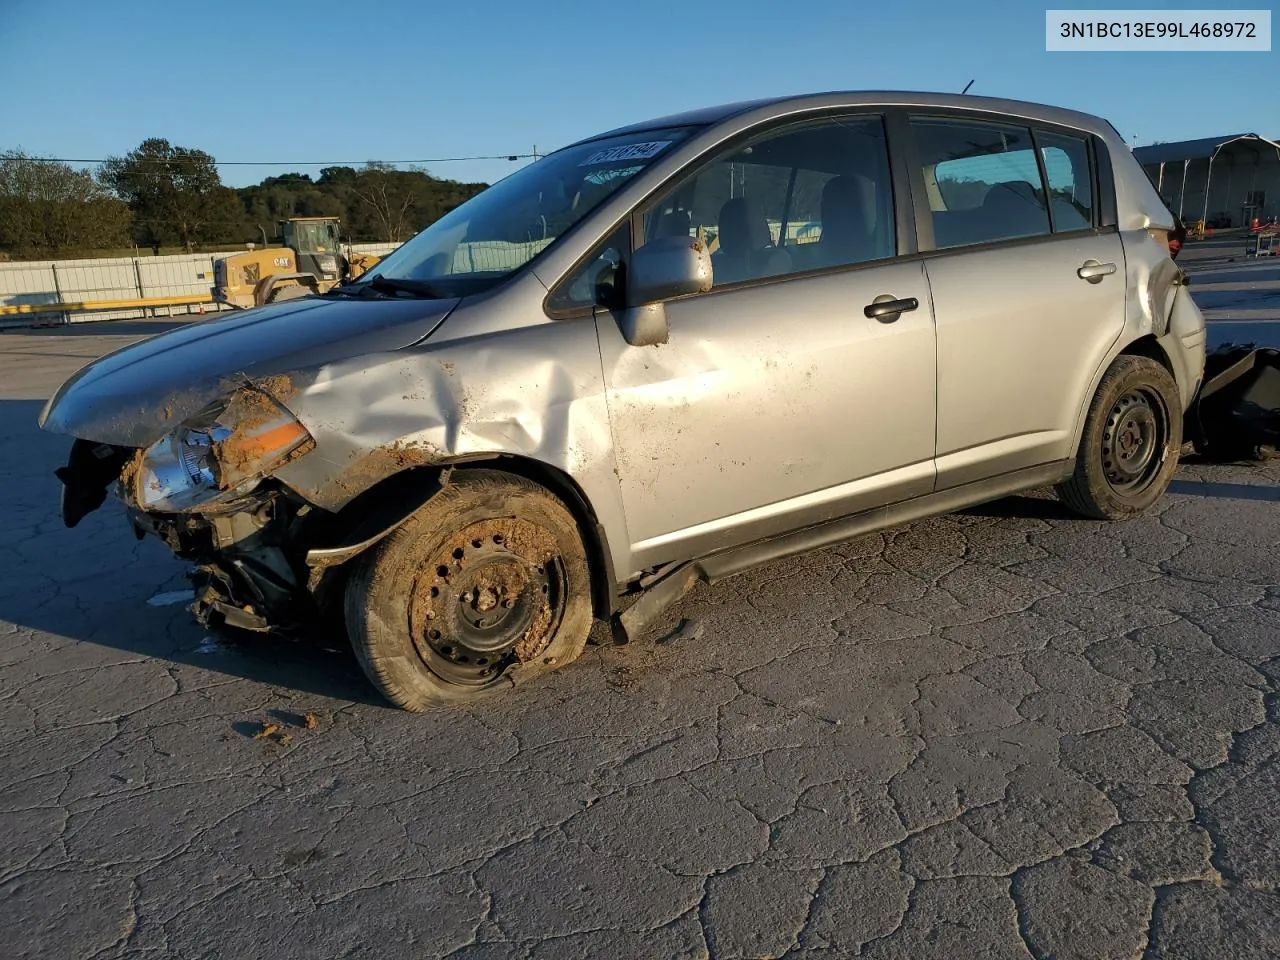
(0, 398, 386, 707)
(1169, 478, 1280, 502)
(958, 492, 1075, 520)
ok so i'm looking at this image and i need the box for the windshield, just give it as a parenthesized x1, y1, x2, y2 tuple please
(363, 126, 697, 296)
(288, 220, 337, 254)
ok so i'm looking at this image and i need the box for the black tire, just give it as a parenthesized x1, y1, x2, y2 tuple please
(1056, 354, 1183, 520)
(344, 470, 593, 710)
(266, 283, 310, 304)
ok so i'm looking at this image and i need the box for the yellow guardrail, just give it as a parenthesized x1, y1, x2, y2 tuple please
(0, 294, 214, 317)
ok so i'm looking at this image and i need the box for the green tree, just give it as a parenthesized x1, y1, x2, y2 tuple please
(0, 150, 131, 258)
(313, 164, 486, 242)
(350, 163, 421, 242)
(99, 138, 237, 252)
(238, 172, 343, 244)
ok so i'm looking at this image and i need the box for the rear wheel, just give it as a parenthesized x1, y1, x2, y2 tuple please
(1056, 355, 1182, 520)
(344, 471, 593, 710)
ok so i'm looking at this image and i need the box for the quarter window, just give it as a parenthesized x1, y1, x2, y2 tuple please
(911, 117, 1050, 248)
(642, 115, 896, 289)
(546, 224, 630, 313)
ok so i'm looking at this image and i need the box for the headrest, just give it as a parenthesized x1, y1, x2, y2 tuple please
(718, 197, 770, 254)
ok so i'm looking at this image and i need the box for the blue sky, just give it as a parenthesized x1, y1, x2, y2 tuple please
(0, 0, 1273, 187)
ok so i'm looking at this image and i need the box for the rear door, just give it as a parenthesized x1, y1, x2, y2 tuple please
(585, 113, 937, 570)
(908, 114, 1127, 488)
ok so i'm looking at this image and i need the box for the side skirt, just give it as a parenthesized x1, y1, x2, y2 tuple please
(616, 459, 1073, 642)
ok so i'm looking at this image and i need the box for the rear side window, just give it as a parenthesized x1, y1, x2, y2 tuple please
(1039, 131, 1095, 231)
(910, 117, 1050, 249)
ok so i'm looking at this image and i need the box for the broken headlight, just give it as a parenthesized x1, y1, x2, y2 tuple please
(133, 390, 314, 513)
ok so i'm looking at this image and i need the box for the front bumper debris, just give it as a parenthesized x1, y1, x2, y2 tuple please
(192, 566, 272, 631)
(54, 439, 132, 527)
(127, 492, 320, 633)
(52, 433, 441, 635)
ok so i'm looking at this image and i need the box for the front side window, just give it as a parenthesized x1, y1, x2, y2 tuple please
(912, 117, 1050, 249)
(361, 126, 696, 297)
(641, 115, 896, 289)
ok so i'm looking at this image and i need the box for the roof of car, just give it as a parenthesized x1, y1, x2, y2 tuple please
(585, 91, 1113, 143)
(592, 96, 795, 137)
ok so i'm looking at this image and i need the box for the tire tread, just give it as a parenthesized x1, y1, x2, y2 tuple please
(344, 471, 592, 711)
(1056, 354, 1182, 521)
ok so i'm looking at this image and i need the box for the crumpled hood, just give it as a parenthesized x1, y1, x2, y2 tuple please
(39, 294, 458, 447)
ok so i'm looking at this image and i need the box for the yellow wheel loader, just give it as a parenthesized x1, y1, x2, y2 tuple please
(212, 217, 381, 309)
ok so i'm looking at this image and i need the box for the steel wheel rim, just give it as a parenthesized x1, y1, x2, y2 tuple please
(1101, 386, 1168, 494)
(410, 519, 567, 686)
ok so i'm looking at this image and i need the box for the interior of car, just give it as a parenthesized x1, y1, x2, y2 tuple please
(643, 117, 896, 288)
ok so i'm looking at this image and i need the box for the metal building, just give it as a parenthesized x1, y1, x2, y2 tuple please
(1134, 133, 1280, 227)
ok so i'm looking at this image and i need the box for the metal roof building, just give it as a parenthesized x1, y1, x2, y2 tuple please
(1134, 134, 1280, 227)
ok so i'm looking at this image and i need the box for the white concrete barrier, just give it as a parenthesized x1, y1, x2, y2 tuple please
(0, 243, 406, 328)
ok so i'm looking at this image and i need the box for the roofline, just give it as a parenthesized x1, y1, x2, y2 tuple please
(572, 90, 1116, 148)
(531, 89, 1172, 288)
(1208, 133, 1280, 157)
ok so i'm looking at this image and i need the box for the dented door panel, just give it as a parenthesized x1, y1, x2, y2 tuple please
(597, 261, 938, 571)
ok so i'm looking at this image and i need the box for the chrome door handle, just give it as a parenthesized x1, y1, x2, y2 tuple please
(863, 296, 919, 322)
(1077, 260, 1117, 283)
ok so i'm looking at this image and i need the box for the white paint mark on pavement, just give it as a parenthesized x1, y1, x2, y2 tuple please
(195, 636, 224, 655)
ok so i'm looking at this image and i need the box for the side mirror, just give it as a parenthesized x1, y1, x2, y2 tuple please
(618, 235, 713, 347)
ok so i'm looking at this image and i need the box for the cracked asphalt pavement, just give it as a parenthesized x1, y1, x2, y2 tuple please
(3, 249, 1279, 959)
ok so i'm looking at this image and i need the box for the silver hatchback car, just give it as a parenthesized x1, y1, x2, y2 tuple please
(43, 92, 1205, 710)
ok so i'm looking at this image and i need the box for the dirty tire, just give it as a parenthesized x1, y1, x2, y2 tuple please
(1056, 354, 1182, 520)
(267, 283, 309, 303)
(344, 470, 592, 711)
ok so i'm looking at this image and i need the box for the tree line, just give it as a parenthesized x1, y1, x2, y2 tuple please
(0, 139, 489, 260)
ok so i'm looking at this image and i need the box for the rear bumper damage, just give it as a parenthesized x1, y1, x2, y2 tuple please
(1189, 321, 1280, 458)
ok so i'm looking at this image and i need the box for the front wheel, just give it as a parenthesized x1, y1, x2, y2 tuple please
(1056, 355, 1183, 520)
(344, 471, 593, 710)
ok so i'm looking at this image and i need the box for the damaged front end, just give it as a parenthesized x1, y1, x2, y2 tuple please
(54, 385, 348, 634)
(133, 484, 316, 633)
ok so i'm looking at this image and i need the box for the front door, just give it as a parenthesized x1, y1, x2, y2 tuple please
(595, 114, 938, 570)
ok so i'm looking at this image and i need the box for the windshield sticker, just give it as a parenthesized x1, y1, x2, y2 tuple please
(581, 140, 673, 166)
(584, 164, 643, 185)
